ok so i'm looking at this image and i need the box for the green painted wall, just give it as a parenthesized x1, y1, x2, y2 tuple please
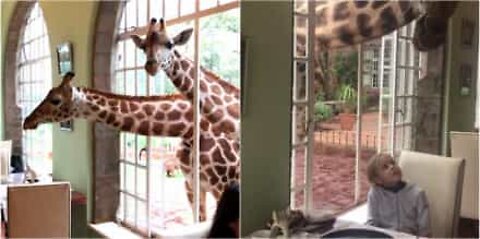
(240, 1, 292, 235)
(0, 1, 16, 139)
(1, 1, 98, 232)
(446, 2, 478, 133)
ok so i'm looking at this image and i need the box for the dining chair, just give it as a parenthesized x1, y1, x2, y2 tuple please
(7, 182, 71, 238)
(0, 140, 12, 183)
(450, 131, 479, 220)
(398, 150, 465, 238)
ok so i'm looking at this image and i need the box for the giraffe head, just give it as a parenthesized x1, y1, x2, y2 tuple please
(130, 18, 193, 76)
(23, 72, 76, 130)
(413, 1, 458, 51)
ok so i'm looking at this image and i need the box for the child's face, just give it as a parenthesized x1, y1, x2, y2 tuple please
(374, 156, 402, 187)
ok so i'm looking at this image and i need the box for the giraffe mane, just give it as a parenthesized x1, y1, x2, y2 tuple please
(200, 67, 240, 99)
(82, 88, 187, 101)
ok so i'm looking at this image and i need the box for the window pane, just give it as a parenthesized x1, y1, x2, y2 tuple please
(18, 2, 52, 176)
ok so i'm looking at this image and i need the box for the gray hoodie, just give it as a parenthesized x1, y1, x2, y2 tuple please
(366, 182, 431, 237)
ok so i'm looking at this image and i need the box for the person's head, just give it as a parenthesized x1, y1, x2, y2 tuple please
(208, 181, 240, 238)
(367, 153, 402, 187)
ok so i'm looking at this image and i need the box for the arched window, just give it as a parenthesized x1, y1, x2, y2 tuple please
(17, 3, 53, 175)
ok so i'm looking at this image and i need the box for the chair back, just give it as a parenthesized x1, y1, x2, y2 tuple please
(398, 150, 465, 238)
(450, 131, 479, 219)
(0, 140, 12, 182)
(7, 182, 71, 238)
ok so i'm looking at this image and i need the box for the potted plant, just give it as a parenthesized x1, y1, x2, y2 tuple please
(337, 84, 357, 130)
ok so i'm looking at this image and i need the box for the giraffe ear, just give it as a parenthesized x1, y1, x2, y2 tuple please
(130, 35, 145, 49)
(172, 28, 193, 46)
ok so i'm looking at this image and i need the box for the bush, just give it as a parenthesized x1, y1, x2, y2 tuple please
(314, 100, 333, 121)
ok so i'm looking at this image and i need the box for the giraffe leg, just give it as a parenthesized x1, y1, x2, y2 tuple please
(184, 180, 207, 221)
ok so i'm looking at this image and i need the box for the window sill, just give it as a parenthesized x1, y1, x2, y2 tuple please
(89, 222, 142, 239)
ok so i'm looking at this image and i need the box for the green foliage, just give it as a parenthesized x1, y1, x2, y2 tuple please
(332, 52, 358, 88)
(314, 100, 333, 121)
(337, 84, 357, 113)
(200, 9, 240, 87)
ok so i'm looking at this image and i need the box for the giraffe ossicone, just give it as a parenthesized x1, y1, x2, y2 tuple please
(23, 72, 239, 221)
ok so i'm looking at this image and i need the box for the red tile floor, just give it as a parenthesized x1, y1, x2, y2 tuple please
(293, 143, 377, 214)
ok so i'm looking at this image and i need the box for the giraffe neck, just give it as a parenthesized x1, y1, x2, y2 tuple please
(72, 87, 207, 138)
(315, 0, 423, 49)
(162, 50, 241, 138)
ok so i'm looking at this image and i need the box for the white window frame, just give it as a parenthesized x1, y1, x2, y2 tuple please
(291, 2, 421, 212)
(114, 0, 239, 236)
(18, 2, 52, 176)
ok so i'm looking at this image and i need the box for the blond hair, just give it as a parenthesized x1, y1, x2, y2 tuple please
(366, 153, 393, 185)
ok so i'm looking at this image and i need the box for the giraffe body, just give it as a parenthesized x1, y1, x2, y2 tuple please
(23, 72, 239, 220)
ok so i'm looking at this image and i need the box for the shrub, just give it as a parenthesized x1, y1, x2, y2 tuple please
(314, 100, 333, 121)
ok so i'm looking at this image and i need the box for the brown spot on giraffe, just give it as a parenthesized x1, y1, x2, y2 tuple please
(380, 6, 398, 33)
(98, 98, 106, 106)
(200, 155, 209, 166)
(120, 101, 129, 113)
(129, 102, 139, 112)
(224, 95, 233, 103)
(108, 100, 118, 107)
(333, 1, 350, 21)
(180, 60, 190, 71)
(138, 121, 150, 135)
(142, 104, 155, 116)
(357, 13, 373, 38)
(200, 136, 215, 151)
(212, 148, 225, 164)
(209, 109, 224, 124)
(160, 103, 172, 111)
(152, 122, 164, 135)
(178, 102, 188, 110)
(168, 123, 185, 136)
(167, 110, 182, 121)
(135, 112, 146, 120)
(210, 85, 222, 95)
(317, 8, 328, 27)
(121, 117, 134, 131)
(215, 165, 227, 176)
(98, 110, 107, 119)
(211, 95, 223, 106)
(200, 81, 208, 92)
(106, 113, 116, 124)
(154, 111, 165, 120)
(227, 104, 239, 118)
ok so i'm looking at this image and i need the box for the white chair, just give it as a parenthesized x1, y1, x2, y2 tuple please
(0, 140, 12, 183)
(450, 131, 479, 219)
(398, 150, 465, 238)
(7, 182, 71, 238)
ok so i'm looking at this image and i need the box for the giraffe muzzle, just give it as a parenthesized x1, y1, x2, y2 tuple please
(23, 116, 39, 130)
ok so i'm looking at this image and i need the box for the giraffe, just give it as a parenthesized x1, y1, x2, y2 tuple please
(293, 0, 458, 140)
(130, 18, 240, 140)
(23, 72, 239, 221)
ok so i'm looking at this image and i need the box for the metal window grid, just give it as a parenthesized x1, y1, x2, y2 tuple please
(17, 2, 53, 176)
(292, 2, 423, 213)
(115, 0, 239, 236)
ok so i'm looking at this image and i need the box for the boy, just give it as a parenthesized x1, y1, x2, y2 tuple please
(366, 153, 431, 237)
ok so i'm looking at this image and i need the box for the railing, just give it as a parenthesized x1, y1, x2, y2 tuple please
(314, 130, 380, 149)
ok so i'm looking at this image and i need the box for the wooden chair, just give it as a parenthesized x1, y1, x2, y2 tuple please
(7, 182, 70, 238)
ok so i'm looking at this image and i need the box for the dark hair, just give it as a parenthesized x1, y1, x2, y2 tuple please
(208, 181, 240, 238)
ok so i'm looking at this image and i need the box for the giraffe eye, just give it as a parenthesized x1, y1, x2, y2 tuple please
(165, 41, 173, 49)
(50, 98, 61, 106)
